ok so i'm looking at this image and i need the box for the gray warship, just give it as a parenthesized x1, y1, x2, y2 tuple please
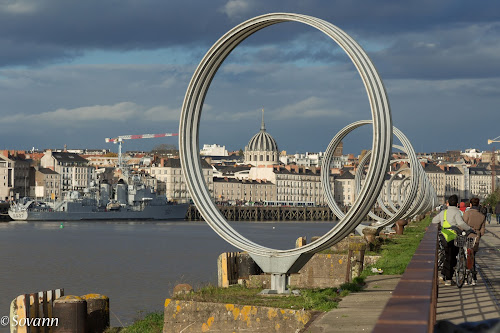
(8, 176, 188, 221)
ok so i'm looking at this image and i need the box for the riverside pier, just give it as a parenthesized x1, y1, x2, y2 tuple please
(185, 205, 390, 222)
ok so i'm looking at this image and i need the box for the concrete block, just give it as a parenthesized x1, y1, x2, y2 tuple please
(330, 235, 365, 252)
(290, 253, 348, 288)
(163, 299, 317, 333)
(248, 274, 271, 289)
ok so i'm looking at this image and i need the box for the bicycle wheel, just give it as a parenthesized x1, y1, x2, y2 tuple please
(466, 249, 474, 285)
(455, 250, 466, 288)
(437, 242, 445, 272)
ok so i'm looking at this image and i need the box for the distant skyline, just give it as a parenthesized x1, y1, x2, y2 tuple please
(1, 1, 499, 155)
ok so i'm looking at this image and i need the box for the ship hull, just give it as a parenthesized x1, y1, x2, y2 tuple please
(8, 204, 189, 221)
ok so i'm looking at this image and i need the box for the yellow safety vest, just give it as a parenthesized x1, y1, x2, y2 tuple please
(441, 210, 456, 242)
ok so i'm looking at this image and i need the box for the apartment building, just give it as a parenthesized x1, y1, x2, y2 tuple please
(40, 150, 95, 193)
(0, 151, 31, 200)
(33, 167, 61, 200)
(213, 177, 276, 203)
(150, 158, 213, 203)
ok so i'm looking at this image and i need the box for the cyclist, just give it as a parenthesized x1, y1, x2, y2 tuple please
(463, 197, 486, 286)
(432, 195, 472, 286)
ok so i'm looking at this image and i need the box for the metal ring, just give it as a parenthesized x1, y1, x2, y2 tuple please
(179, 13, 392, 257)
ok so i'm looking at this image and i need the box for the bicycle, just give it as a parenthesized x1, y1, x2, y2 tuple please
(437, 233, 445, 273)
(451, 226, 477, 288)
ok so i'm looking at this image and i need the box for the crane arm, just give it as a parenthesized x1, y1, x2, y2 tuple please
(105, 133, 178, 143)
(488, 135, 500, 144)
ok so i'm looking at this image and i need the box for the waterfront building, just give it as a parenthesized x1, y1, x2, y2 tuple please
(149, 158, 213, 203)
(380, 173, 405, 207)
(273, 165, 355, 206)
(468, 167, 493, 200)
(40, 150, 95, 193)
(213, 177, 276, 203)
(0, 151, 31, 200)
(444, 166, 464, 199)
(423, 163, 446, 203)
(33, 167, 61, 200)
(333, 171, 355, 206)
(275, 165, 323, 204)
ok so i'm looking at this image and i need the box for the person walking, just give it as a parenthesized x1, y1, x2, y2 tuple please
(432, 195, 472, 285)
(463, 197, 486, 286)
(495, 201, 500, 224)
(486, 204, 492, 224)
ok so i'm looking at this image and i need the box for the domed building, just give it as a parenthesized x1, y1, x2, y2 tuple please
(244, 109, 279, 166)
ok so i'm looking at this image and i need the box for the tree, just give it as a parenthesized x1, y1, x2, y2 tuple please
(151, 144, 178, 156)
(484, 188, 500, 207)
(238, 149, 244, 157)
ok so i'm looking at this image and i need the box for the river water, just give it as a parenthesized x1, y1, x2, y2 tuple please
(0, 220, 335, 328)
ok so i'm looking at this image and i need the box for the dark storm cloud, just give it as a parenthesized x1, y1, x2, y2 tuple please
(1, 0, 500, 71)
(370, 22, 500, 80)
(0, 0, 499, 153)
(0, 0, 227, 66)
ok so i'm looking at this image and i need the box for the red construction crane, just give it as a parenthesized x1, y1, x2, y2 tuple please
(105, 132, 178, 169)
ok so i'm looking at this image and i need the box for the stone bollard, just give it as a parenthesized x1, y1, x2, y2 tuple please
(295, 236, 307, 248)
(53, 295, 87, 333)
(346, 242, 367, 282)
(81, 294, 110, 333)
(395, 219, 408, 235)
(362, 227, 378, 244)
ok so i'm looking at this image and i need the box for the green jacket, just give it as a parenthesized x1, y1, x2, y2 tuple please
(432, 206, 471, 242)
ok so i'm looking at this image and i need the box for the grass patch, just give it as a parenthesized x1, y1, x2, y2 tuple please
(173, 277, 365, 313)
(174, 284, 341, 311)
(104, 312, 164, 333)
(362, 216, 432, 276)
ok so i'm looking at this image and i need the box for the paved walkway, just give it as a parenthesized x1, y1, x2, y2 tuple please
(436, 223, 500, 324)
(306, 224, 500, 333)
(306, 275, 400, 332)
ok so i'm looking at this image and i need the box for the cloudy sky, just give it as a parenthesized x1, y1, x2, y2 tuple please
(0, 0, 499, 155)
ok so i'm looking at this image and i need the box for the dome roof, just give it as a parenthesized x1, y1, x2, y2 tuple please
(246, 110, 278, 152)
(247, 130, 278, 152)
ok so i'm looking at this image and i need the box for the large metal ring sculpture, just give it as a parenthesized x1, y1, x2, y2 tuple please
(342, 123, 437, 233)
(321, 121, 420, 231)
(179, 13, 392, 291)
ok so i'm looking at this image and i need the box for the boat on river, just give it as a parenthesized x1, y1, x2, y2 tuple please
(8, 177, 188, 221)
